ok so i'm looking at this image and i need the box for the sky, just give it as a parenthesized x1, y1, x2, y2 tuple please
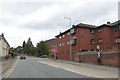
(0, 0, 119, 47)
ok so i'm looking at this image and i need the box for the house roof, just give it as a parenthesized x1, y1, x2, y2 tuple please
(0, 34, 10, 47)
(109, 20, 120, 26)
(55, 20, 119, 37)
(76, 23, 97, 28)
(56, 23, 97, 37)
(98, 20, 120, 28)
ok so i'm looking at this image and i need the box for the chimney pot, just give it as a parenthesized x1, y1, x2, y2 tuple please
(107, 22, 110, 24)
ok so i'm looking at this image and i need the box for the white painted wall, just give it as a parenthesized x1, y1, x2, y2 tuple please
(0, 36, 10, 57)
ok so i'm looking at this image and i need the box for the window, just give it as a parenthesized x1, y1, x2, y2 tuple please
(67, 41, 70, 45)
(114, 26, 120, 32)
(62, 43, 64, 46)
(90, 39, 94, 45)
(98, 38, 103, 44)
(71, 38, 76, 45)
(62, 35, 65, 37)
(98, 28, 103, 32)
(118, 25, 120, 30)
(59, 44, 61, 47)
(90, 29, 94, 34)
(67, 32, 70, 35)
(115, 37, 120, 43)
(59, 36, 61, 39)
(70, 28, 75, 34)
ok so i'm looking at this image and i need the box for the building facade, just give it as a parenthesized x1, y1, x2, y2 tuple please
(55, 20, 120, 60)
(0, 33, 10, 57)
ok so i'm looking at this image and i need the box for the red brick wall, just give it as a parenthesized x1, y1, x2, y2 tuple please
(101, 53, 119, 67)
(80, 54, 98, 64)
(72, 52, 119, 67)
(73, 54, 80, 62)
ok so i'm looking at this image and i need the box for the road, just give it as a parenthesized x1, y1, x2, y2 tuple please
(8, 56, 88, 78)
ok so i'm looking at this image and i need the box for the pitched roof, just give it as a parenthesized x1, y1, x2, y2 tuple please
(0, 34, 10, 47)
(109, 20, 120, 26)
(55, 23, 97, 37)
(76, 23, 97, 28)
(98, 20, 120, 27)
(55, 20, 119, 37)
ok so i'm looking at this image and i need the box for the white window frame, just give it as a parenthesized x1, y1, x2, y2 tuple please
(115, 37, 120, 43)
(70, 28, 75, 34)
(98, 38, 103, 44)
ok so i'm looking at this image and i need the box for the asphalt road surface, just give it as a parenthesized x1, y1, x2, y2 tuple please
(8, 56, 89, 78)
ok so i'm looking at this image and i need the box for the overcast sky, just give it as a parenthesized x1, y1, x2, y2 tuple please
(0, 0, 119, 47)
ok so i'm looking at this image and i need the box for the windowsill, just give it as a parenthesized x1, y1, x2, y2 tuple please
(115, 42, 120, 44)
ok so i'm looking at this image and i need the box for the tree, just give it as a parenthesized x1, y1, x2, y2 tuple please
(36, 41, 50, 56)
(22, 41, 27, 54)
(22, 38, 36, 56)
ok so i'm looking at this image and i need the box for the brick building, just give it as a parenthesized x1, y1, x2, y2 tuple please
(55, 20, 120, 60)
(45, 38, 57, 55)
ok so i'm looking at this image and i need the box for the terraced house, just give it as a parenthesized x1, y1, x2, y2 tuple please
(0, 33, 10, 58)
(55, 20, 120, 61)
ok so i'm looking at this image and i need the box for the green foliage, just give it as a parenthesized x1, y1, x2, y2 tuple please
(22, 37, 36, 56)
(36, 41, 50, 56)
(21, 38, 50, 56)
(9, 50, 16, 58)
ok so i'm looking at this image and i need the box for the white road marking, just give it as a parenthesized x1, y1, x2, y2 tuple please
(3, 58, 19, 78)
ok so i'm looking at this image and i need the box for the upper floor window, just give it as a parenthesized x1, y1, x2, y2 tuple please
(90, 29, 94, 34)
(118, 25, 120, 30)
(59, 36, 61, 39)
(67, 32, 70, 35)
(59, 43, 62, 47)
(71, 38, 76, 45)
(90, 39, 95, 45)
(61, 43, 65, 46)
(62, 35, 65, 38)
(98, 28, 103, 32)
(67, 41, 70, 45)
(98, 38, 103, 44)
(115, 37, 120, 43)
(70, 28, 75, 34)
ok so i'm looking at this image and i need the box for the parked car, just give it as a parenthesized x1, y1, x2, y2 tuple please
(37, 55, 40, 57)
(20, 55, 26, 59)
(41, 55, 47, 58)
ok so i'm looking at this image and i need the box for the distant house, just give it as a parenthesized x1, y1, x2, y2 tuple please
(0, 33, 10, 57)
(45, 38, 57, 53)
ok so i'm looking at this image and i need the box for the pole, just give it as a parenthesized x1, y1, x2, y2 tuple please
(64, 17, 72, 61)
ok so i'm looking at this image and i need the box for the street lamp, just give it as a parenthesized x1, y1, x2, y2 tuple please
(64, 17, 72, 61)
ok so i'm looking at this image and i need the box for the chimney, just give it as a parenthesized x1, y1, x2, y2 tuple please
(1, 33, 4, 37)
(107, 21, 110, 24)
(72, 25, 75, 28)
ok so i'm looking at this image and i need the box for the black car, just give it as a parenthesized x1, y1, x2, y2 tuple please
(20, 55, 26, 59)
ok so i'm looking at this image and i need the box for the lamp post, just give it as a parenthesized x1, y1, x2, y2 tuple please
(64, 17, 72, 61)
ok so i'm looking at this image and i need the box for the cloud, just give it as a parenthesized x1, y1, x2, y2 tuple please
(0, 0, 118, 47)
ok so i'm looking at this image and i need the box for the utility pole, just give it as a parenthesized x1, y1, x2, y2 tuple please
(64, 17, 72, 61)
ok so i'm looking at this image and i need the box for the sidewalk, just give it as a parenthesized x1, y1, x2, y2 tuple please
(54, 59, 119, 74)
(39, 58, 119, 78)
(0, 57, 17, 75)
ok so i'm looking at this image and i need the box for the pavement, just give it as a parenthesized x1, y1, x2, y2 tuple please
(0, 57, 17, 79)
(39, 58, 119, 78)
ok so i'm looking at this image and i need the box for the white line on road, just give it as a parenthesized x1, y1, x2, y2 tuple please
(3, 58, 19, 79)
